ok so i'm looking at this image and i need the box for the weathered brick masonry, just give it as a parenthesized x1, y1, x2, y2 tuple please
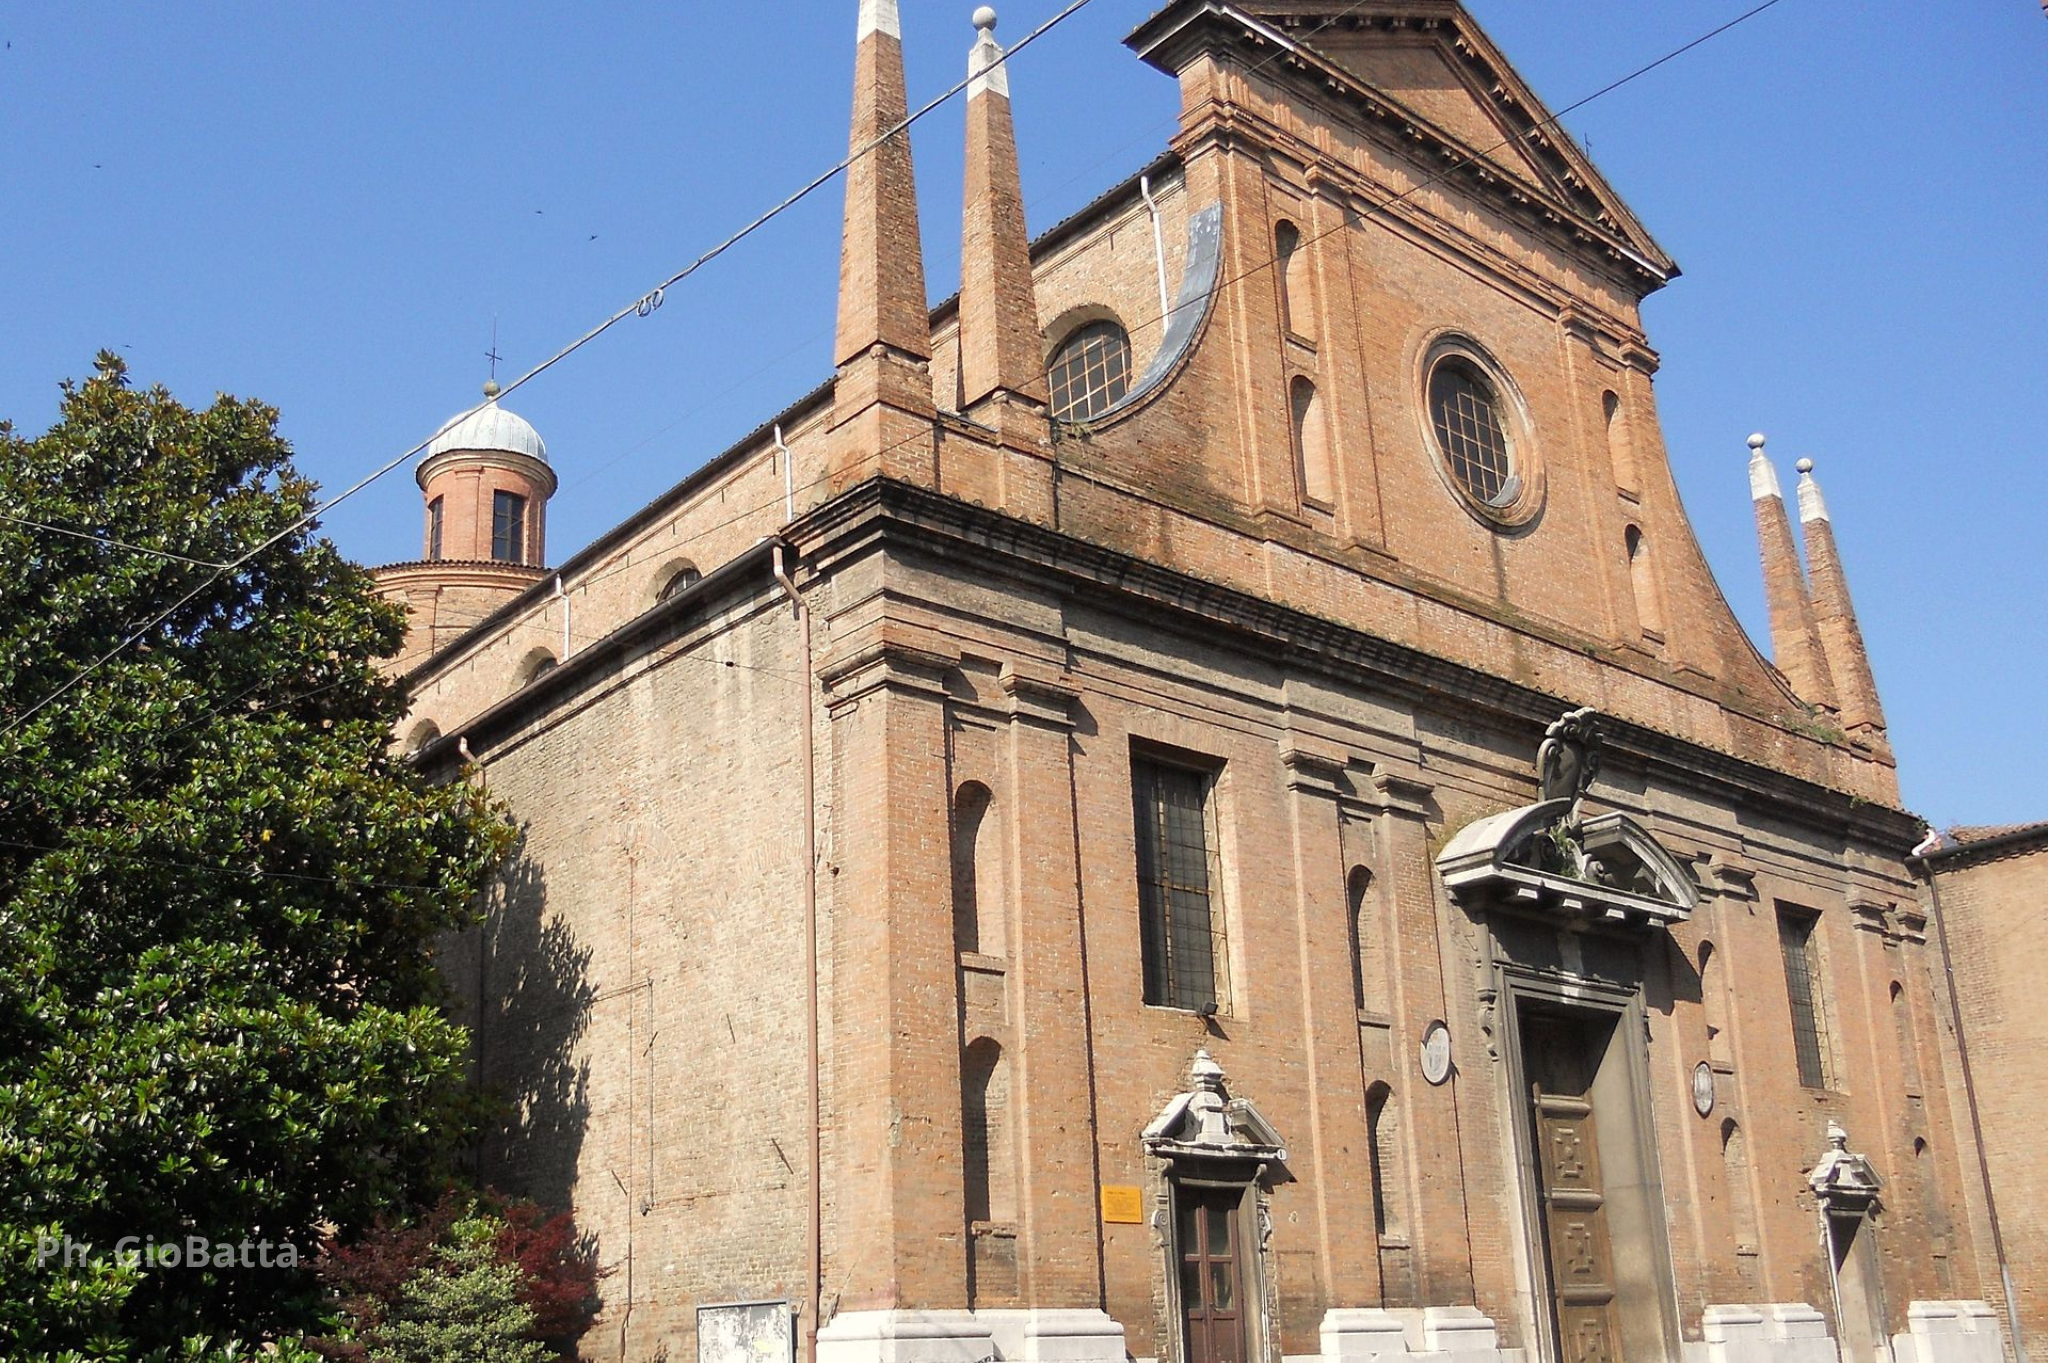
(376, 5, 2020, 1362)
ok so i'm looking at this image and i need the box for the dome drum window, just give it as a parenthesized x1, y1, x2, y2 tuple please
(1047, 319, 1133, 423)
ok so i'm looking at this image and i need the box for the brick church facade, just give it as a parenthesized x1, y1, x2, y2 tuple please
(374, 4, 2015, 1362)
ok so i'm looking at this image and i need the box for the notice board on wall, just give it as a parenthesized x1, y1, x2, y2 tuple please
(699, 1301, 793, 1363)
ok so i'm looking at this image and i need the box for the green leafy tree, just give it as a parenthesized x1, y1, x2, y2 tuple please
(375, 1214, 550, 1363)
(321, 1200, 583, 1363)
(0, 356, 516, 1356)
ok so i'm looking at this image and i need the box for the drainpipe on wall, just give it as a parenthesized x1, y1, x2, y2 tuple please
(1913, 855, 2028, 1363)
(554, 574, 572, 661)
(772, 539, 822, 1363)
(776, 424, 795, 524)
(1139, 174, 1170, 326)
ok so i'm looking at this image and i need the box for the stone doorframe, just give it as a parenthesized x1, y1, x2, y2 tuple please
(1144, 1051, 1290, 1363)
(1493, 962, 1685, 1363)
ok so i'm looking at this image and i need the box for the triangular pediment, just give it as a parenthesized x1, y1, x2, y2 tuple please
(1309, 29, 1558, 190)
(1137, 1, 1676, 282)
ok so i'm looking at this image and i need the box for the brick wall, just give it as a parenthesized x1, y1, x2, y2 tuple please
(1929, 835, 2048, 1344)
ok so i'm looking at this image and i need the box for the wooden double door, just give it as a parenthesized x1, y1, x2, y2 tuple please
(1524, 1012, 1623, 1363)
(1177, 1183, 1247, 1363)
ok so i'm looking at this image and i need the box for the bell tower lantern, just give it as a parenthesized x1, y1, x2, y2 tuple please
(371, 382, 558, 672)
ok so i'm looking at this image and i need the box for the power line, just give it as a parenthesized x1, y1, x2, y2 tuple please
(1102, 0, 1793, 354)
(539, 1, 1794, 660)
(575, 0, 1383, 496)
(0, 511, 235, 569)
(0, 835, 473, 897)
(0, 0, 1100, 744)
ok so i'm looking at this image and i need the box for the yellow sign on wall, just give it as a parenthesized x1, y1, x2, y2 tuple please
(1100, 1185, 1144, 1225)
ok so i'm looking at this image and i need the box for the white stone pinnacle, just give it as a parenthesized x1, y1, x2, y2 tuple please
(857, 0, 900, 41)
(1747, 435, 1782, 502)
(1796, 457, 1830, 523)
(968, 15, 1008, 100)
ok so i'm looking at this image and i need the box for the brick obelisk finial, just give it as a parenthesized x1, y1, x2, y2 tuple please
(1796, 458, 1887, 736)
(835, 0, 930, 372)
(959, 7, 1046, 413)
(830, 0, 936, 480)
(1748, 433, 1838, 709)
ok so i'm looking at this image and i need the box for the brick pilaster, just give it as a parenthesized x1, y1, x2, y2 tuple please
(821, 634, 967, 1312)
(999, 663, 1103, 1306)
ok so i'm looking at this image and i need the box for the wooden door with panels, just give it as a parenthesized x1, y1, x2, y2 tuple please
(1524, 1011, 1623, 1363)
(1177, 1183, 1247, 1363)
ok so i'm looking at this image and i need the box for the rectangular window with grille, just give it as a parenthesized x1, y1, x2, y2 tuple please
(1777, 907, 1833, 1089)
(426, 496, 444, 560)
(491, 490, 526, 563)
(1133, 754, 1227, 1011)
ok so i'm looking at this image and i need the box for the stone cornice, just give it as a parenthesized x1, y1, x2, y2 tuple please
(373, 560, 549, 589)
(416, 446, 558, 498)
(789, 479, 1923, 850)
(408, 540, 781, 771)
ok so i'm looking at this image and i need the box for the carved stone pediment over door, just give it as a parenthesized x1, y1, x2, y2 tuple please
(1437, 709, 1699, 930)
(1143, 1049, 1289, 1170)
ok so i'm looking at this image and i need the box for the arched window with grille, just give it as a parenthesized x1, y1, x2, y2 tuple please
(654, 560, 702, 603)
(1047, 319, 1133, 422)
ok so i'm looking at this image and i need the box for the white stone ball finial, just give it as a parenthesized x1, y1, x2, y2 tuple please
(973, 5, 998, 31)
(1746, 432, 1767, 451)
(1795, 457, 1814, 475)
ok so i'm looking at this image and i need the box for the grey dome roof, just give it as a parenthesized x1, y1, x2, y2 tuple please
(426, 398, 547, 464)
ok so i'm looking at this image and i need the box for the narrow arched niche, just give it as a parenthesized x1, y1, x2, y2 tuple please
(1275, 219, 1314, 342)
(1348, 864, 1382, 1014)
(951, 782, 1004, 957)
(1699, 940, 1731, 1065)
(961, 1037, 1013, 1224)
(1292, 375, 1334, 508)
(1365, 1080, 1404, 1240)
(1891, 979, 1922, 1088)
(1626, 524, 1665, 638)
(1721, 1117, 1759, 1249)
(1604, 389, 1638, 489)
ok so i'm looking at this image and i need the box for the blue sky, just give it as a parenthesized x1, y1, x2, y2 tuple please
(3, 1, 2042, 828)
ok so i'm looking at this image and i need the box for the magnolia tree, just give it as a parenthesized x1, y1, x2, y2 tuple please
(0, 356, 520, 1357)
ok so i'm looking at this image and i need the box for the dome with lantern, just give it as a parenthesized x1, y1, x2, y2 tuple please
(425, 381, 548, 464)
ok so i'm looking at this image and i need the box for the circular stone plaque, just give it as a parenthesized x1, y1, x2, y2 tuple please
(1692, 1061, 1716, 1117)
(1420, 1020, 1453, 1086)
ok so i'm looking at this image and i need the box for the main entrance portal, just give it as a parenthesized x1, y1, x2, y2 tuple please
(1524, 1011, 1622, 1363)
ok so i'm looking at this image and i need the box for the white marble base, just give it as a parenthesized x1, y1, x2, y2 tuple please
(1311, 1307, 1517, 1362)
(817, 1310, 996, 1363)
(1699, 1303, 1836, 1363)
(974, 1308, 1129, 1363)
(1892, 1300, 2004, 1363)
(1319, 1308, 1412, 1361)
